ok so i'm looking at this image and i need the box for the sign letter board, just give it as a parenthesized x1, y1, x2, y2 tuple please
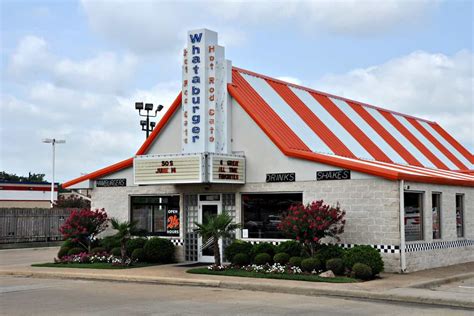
(134, 154, 204, 184)
(316, 170, 351, 181)
(209, 155, 245, 184)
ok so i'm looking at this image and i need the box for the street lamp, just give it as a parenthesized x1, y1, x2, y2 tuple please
(42, 138, 65, 208)
(135, 102, 163, 139)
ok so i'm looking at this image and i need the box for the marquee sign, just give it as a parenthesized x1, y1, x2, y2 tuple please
(316, 169, 351, 181)
(134, 154, 205, 184)
(209, 155, 245, 184)
(134, 153, 245, 184)
(181, 29, 232, 154)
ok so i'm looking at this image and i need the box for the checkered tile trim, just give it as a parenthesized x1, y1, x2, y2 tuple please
(405, 240, 474, 253)
(337, 243, 400, 254)
(245, 239, 400, 254)
(156, 237, 184, 247)
(170, 239, 184, 247)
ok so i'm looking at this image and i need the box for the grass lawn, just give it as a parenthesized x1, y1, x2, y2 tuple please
(32, 262, 158, 269)
(187, 268, 358, 283)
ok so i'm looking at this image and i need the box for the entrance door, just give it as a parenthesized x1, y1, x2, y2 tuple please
(198, 198, 222, 263)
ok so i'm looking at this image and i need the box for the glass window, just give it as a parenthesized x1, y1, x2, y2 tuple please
(432, 193, 441, 239)
(242, 193, 302, 239)
(404, 192, 423, 241)
(130, 195, 180, 236)
(456, 194, 464, 238)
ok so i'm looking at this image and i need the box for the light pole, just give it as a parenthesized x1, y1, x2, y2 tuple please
(42, 138, 65, 208)
(135, 102, 163, 139)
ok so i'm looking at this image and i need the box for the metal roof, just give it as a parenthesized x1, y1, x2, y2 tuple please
(63, 67, 473, 188)
(228, 67, 473, 186)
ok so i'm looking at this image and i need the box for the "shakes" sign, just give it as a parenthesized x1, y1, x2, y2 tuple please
(316, 170, 351, 181)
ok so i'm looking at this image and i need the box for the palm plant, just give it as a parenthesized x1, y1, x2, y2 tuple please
(110, 218, 141, 265)
(194, 212, 240, 266)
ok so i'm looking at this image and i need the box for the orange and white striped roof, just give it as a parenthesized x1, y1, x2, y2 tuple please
(63, 67, 474, 188)
(229, 67, 473, 186)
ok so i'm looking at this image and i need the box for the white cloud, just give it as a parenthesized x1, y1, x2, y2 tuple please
(80, 0, 436, 54)
(7, 36, 138, 94)
(314, 50, 474, 151)
(7, 36, 53, 80)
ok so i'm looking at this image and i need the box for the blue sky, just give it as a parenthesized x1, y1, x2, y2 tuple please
(1, 0, 473, 182)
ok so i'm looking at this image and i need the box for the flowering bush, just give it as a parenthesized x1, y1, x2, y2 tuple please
(54, 251, 134, 266)
(207, 264, 227, 271)
(278, 200, 346, 256)
(59, 209, 108, 253)
(241, 263, 303, 274)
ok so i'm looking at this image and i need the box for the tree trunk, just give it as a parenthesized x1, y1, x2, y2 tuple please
(121, 240, 127, 265)
(213, 237, 221, 266)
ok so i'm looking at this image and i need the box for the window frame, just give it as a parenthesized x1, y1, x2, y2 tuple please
(241, 191, 303, 240)
(129, 194, 180, 237)
(404, 191, 424, 242)
(455, 194, 465, 238)
(431, 192, 442, 240)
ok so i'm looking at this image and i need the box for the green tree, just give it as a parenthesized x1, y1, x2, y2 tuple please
(194, 212, 240, 266)
(0, 171, 46, 183)
(110, 218, 143, 265)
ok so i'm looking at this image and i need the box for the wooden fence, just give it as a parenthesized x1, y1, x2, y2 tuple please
(0, 208, 74, 244)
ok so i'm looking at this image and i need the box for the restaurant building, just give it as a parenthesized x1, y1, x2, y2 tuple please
(63, 29, 473, 273)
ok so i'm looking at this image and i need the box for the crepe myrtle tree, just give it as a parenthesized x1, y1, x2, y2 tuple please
(59, 208, 108, 253)
(278, 200, 346, 256)
(194, 212, 240, 266)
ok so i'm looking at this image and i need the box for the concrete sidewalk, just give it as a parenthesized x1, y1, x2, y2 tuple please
(1, 247, 473, 309)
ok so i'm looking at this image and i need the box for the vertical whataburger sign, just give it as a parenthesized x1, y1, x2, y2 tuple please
(182, 29, 232, 154)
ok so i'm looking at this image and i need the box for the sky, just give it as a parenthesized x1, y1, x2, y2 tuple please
(1, 0, 473, 183)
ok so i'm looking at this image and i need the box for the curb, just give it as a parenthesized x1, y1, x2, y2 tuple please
(408, 272, 474, 289)
(1, 270, 472, 309)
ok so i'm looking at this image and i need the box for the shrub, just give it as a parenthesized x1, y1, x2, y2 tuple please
(275, 240, 303, 257)
(126, 238, 147, 256)
(61, 239, 79, 249)
(99, 236, 121, 251)
(111, 247, 122, 257)
(144, 238, 175, 263)
(343, 245, 384, 276)
(254, 253, 272, 265)
(273, 252, 290, 265)
(232, 253, 250, 266)
(301, 258, 321, 272)
(224, 240, 252, 261)
(57, 246, 70, 258)
(326, 258, 345, 275)
(90, 247, 106, 254)
(67, 247, 85, 256)
(131, 248, 146, 262)
(278, 200, 346, 256)
(352, 263, 373, 280)
(250, 243, 275, 259)
(289, 256, 303, 268)
(315, 244, 345, 267)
